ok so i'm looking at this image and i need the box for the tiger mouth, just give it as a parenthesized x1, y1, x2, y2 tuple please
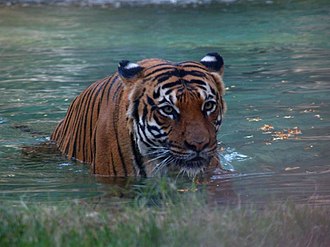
(148, 150, 213, 176)
(181, 156, 210, 169)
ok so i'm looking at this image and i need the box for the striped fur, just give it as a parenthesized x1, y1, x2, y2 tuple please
(51, 54, 226, 177)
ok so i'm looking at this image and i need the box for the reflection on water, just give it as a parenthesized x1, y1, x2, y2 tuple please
(208, 171, 330, 206)
(0, 0, 329, 205)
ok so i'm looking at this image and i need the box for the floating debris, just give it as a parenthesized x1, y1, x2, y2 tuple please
(302, 109, 315, 113)
(272, 131, 290, 140)
(314, 114, 323, 120)
(260, 124, 274, 132)
(288, 127, 302, 135)
(246, 116, 262, 122)
(271, 127, 302, 141)
(284, 166, 300, 171)
(259, 125, 302, 142)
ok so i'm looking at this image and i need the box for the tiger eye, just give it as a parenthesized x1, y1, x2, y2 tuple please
(203, 101, 215, 112)
(162, 105, 175, 115)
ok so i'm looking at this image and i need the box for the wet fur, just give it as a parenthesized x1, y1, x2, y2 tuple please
(51, 56, 226, 177)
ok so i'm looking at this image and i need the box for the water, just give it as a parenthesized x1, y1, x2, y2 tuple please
(0, 0, 329, 205)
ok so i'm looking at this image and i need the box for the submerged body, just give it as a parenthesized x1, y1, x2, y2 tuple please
(51, 53, 226, 177)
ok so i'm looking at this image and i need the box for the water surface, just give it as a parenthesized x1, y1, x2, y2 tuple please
(0, 0, 329, 205)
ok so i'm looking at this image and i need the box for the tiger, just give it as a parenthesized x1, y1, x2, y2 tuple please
(51, 52, 226, 177)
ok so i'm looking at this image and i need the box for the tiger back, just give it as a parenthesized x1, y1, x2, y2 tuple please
(51, 52, 226, 177)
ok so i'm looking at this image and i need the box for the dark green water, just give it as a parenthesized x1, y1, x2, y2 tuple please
(0, 0, 329, 205)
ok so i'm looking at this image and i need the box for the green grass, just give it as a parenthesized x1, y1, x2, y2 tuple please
(1, 180, 330, 247)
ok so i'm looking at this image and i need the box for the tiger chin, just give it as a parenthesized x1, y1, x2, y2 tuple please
(51, 52, 226, 178)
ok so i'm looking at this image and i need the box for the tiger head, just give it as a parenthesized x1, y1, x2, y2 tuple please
(119, 53, 226, 177)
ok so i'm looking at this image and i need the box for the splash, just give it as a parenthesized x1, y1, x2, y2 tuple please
(219, 147, 251, 172)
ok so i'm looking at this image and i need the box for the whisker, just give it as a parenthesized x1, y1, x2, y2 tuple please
(144, 147, 170, 157)
(142, 148, 171, 167)
(217, 133, 232, 139)
(151, 155, 175, 176)
(144, 156, 164, 165)
(175, 168, 185, 182)
(151, 155, 171, 175)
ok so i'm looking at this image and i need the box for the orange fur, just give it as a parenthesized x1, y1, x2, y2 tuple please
(51, 56, 226, 177)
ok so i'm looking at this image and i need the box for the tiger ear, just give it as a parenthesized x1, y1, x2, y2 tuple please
(200, 52, 224, 76)
(118, 60, 143, 83)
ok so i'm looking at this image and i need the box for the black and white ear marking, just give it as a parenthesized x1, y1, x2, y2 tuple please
(200, 52, 224, 73)
(118, 60, 143, 79)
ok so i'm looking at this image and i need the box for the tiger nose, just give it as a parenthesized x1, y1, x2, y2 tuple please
(184, 137, 208, 152)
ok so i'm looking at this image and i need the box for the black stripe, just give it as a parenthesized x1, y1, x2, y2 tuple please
(215, 119, 222, 126)
(132, 88, 145, 122)
(188, 79, 207, 86)
(165, 87, 177, 96)
(137, 123, 155, 147)
(87, 80, 108, 161)
(186, 70, 207, 77)
(153, 71, 174, 82)
(153, 69, 182, 82)
(153, 87, 160, 99)
(170, 149, 188, 156)
(130, 134, 146, 177)
(98, 77, 110, 115)
(146, 95, 156, 107)
(190, 85, 208, 92)
(92, 126, 97, 174)
(157, 74, 173, 84)
(219, 96, 224, 115)
(165, 68, 205, 79)
(68, 88, 93, 158)
(147, 124, 167, 139)
(113, 89, 127, 176)
(144, 66, 174, 78)
(144, 62, 170, 71)
(112, 83, 123, 101)
(158, 98, 170, 105)
(210, 86, 217, 97)
(168, 95, 175, 105)
(144, 63, 172, 75)
(82, 84, 100, 161)
(132, 100, 140, 122)
(170, 142, 184, 150)
(153, 114, 164, 126)
(180, 62, 207, 70)
(106, 75, 118, 103)
(141, 103, 148, 125)
(161, 80, 182, 90)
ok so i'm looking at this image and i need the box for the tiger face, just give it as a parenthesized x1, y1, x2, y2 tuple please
(122, 53, 226, 177)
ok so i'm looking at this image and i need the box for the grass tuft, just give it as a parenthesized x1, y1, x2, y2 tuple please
(1, 180, 330, 247)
